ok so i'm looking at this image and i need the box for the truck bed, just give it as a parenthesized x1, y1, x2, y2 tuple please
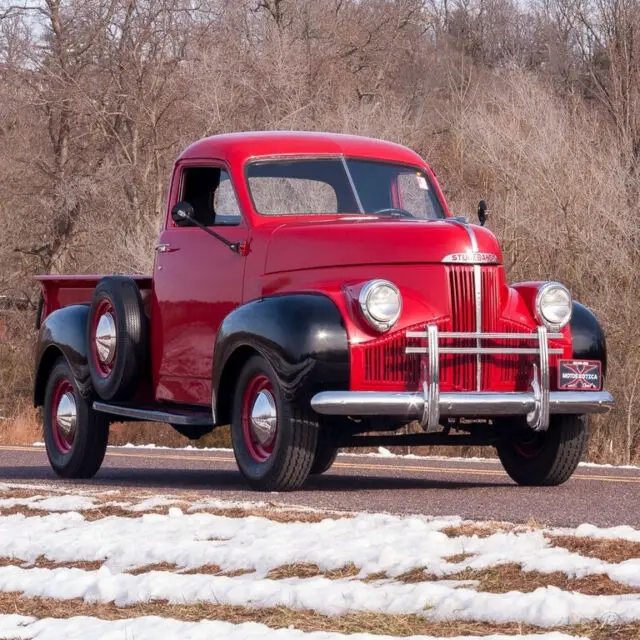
(36, 275, 153, 326)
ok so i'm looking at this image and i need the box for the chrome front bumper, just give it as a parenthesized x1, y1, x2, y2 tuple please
(311, 324, 614, 432)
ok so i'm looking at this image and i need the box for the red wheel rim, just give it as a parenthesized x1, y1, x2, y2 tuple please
(512, 433, 545, 459)
(90, 298, 116, 378)
(50, 378, 77, 454)
(241, 374, 277, 463)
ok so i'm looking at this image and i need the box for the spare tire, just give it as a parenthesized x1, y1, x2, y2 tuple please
(87, 276, 148, 401)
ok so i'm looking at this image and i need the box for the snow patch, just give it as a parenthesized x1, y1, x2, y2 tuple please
(0, 565, 637, 626)
(0, 614, 588, 640)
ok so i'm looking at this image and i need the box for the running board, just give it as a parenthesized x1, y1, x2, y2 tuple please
(93, 401, 213, 426)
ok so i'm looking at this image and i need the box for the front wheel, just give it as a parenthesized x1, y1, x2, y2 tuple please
(43, 357, 109, 478)
(231, 355, 318, 491)
(310, 434, 339, 475)
(496, 415, 588, 486)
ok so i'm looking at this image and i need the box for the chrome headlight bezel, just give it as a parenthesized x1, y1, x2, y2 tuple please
(535, 282, 572, 330)
(358, 279, 402, 332)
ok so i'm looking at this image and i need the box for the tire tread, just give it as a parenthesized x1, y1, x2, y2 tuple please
(497, 415, 588, 486)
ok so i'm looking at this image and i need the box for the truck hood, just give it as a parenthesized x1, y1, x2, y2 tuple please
(264, 217, 503, 274)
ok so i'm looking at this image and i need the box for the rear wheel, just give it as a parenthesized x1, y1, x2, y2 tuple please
(44, 358, 109, 479)
(496, 415, 588, 486)
(231, 355, 318, 491)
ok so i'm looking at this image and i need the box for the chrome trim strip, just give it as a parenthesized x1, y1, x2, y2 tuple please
(447, 219, 483, 391)
(341, 157, 364, 213)
(406, 347, 564, 355)
(406, 331, 564, 340)
(468, 229, 483, 391)
(310, 390, 614, 418)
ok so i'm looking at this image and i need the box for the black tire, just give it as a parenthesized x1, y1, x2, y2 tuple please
(496, 415, 588, 486)
(44, 357, 109, 479)
(310, 437, 338, 475)
(231, 354, 318, 491)
(87, 276, 147, 401)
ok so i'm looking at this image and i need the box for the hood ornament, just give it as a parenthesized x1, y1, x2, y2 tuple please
(442, 251, 499, 264)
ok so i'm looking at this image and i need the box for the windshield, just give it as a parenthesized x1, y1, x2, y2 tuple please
(246, 157, 445, 219)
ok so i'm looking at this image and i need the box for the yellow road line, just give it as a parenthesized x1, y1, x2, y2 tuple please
(1, 445, 639, 484)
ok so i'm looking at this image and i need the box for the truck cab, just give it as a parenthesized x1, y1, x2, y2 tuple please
(34, 131, 613, 491)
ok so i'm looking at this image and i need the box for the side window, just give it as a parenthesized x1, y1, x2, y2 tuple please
(180, 166, 241, 226)
(213, 171, 242, 224)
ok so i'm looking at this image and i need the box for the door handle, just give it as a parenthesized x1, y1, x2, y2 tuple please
(155, 243, 179, 253)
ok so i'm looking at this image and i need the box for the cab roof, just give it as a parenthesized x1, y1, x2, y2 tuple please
(177, 131, 426, 167)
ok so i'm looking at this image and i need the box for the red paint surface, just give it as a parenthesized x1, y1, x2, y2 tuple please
(36, 132, 573, 406)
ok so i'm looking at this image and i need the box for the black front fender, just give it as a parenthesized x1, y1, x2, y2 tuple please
(33, 305, 91, 406)
(212, 294, 349, 425)
(570, 301, 607, 377)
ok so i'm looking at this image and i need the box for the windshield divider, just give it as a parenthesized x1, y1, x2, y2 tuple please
(341, 157, 365, 214)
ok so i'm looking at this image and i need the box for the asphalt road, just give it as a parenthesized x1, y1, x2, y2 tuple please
(0, 444, 638, 528)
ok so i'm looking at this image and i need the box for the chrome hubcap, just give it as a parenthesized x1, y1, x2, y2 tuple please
(95, 313, 116, 364)
(56, 392, 77, 439)
(250, 390, 277, 446)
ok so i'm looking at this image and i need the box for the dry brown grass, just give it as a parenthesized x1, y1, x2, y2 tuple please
(107, 422, 233, 448)
(548, 534, 640, 563)
(0, 406, 41, 445)
(0, 497, 350, 524)
(267, 562, 360, 581)
(194, 505, 351, 524)
(440, 522, 518, 538)
(127, 563, 253, 577)
(216, 568, 256, 578)
(395, 568, 432, 583)
(0, 592, 638, 639)
(355, 563, 638, 596)
(0, 555, 104, 571)
(448, 564, 638, 596)
(443, 552, 475, 563)
(0, 488, 47, 500)
(126, 562, 184, 575)
(0, 504, 170, 520)
(0, 414, 234, 448)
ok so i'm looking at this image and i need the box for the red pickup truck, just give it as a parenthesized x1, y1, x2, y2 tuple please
(33, 131, 613, 491)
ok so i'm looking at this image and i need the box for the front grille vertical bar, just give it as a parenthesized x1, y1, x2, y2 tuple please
(422, 324, 440, 432)
(461, 224, 483, 391)
(474, 263, 482, 391)
(537, 325, 550, 430)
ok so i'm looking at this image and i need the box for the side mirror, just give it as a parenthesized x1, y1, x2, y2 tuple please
(477, 200, 488, 226)
(171, 201, 195, 226)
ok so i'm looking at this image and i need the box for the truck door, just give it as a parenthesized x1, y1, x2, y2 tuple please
(151, 162, 248, 406)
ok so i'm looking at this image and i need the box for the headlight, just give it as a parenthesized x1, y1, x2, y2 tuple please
(358, 279, 402, 331)
(536, 282, 572, 329)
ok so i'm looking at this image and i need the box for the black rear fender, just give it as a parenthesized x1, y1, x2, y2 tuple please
(212, 294, 349, 426)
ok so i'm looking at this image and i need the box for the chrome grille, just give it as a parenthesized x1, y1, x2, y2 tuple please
(360, 266, 561, 391)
